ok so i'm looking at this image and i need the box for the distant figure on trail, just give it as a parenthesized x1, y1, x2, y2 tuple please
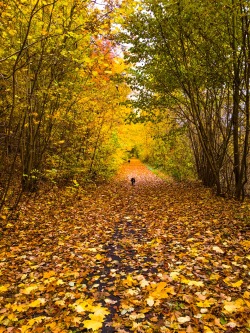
(128, 160, 130, 163)
(131, 177, 135, 186)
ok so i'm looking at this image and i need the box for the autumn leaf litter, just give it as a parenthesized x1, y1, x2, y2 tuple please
(0, 160, 249, 333)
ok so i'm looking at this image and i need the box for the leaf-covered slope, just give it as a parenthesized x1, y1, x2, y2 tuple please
(0, 159, 249, 332)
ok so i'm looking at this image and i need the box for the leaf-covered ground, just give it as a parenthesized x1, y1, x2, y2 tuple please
(0, 159, 250, 333)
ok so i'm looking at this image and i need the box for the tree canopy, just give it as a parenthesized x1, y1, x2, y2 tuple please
(0, 0, 250, 214)
(118, 0, 250, 200)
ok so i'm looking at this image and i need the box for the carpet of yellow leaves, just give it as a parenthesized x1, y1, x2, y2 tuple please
(0, 159, 249, 332)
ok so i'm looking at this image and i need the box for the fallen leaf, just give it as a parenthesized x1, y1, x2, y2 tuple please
(29, 298, 46, 308)
(231, 280, 243, 288)
(83, 319, 103, 331)
(0, 285, 8, 293)
(212, 246, 224, 254)
(223, 299, 244, 313)
(22, 285, 38, 294)
(177, 316, 191, 323)
(146, 296, 154, 306)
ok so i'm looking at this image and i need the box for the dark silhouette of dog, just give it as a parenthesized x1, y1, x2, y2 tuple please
(131, 177, 135, 185)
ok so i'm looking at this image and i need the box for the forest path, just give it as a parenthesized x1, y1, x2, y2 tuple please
(0, 159, 249, 333)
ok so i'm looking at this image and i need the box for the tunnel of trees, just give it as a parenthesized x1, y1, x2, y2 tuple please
(120, 0, 250, 200)
(0, 0, 249, 214)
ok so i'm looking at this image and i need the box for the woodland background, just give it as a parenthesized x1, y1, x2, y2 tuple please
(0, 2, 250, 332)
(0, 0, 250, 215)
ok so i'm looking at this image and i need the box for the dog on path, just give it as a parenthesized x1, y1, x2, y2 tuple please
(131, 177, 135, 185)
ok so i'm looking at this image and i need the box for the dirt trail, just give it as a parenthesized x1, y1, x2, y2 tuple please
(0, 159, 249, 333)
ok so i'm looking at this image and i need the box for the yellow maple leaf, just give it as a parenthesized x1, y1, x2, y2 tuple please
(29, 298, 45, 308)
(21, 274, 27, 280)
(164, 286, 175, 295)
(210, 273, 220, 280)
(22, 285, 38, 294)
(72, 316, 82, 324)
(55, 300, 66, 307)
(95, 254, 103, 260)
(123, 274, 135, 287)
(170, 271, 180, 280)
(0, 285, 8, 293)
(180, 276, 190, 284)
(241, 240, 250, 249)
(243, 291, 250, 299)
(83, 319, 103, 331)
(45, 322, 56, 328)
(146, 296, 154, 306)
(74, 299, 94, 313)
(151, 284, 175, 299)
(89, 313, 106, 322)
(213, 246, 224, 254)
(140, 279, 149, 288)
(231, 280, 243, 288)
(91, 304, 110, 317)
(196, 298, 215, 308)
(188, 280, 204, 287)
(223, 277, 231, 285)
(224, 277, 243, 288)
(27, 316, 46, 327)
(75, 304, 87, 313)
(56, 279, 64, 285)
(20, 325, 31, 333)
(8, 313, 18, 321)
(43, 271, 55, 278)
(155, 281, 167, 292)
(6, 303, 27, 312)
(223, 299, 244, 313)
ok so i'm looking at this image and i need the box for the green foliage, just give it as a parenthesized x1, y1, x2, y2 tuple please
(141, 121, 195, 181)
(118, 0, 250, 198)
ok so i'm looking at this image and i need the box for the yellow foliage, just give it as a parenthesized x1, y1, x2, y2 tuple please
(91, 305, 110, 317)
(170, 271, 180, 280)
(123, 274, 136, 287)
(209, 273, 220, 280)
(231, 280, 243, 288)
(21, 284, 38, 294)
(83, 319, 103, 331)
(146, 296, 154, 306)
(0, 285, 8, 293)
(29, 298, 46, 308)
(241, 240, 250, 249)
(179, 276, 204, 287)
(187, 280, 204, 287)
(223, 298, 245, 313)
(7, 313, 18, 321)
(224, 277, 244, 288)
(20, 325, 31, 333)
(95, 253, 103, 260)
(27, 316, 47, 327)
(43, 271, 56, 278)
(196, 299, 216, 308)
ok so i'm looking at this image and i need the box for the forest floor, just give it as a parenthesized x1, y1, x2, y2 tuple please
(0, 159, 250, 333)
